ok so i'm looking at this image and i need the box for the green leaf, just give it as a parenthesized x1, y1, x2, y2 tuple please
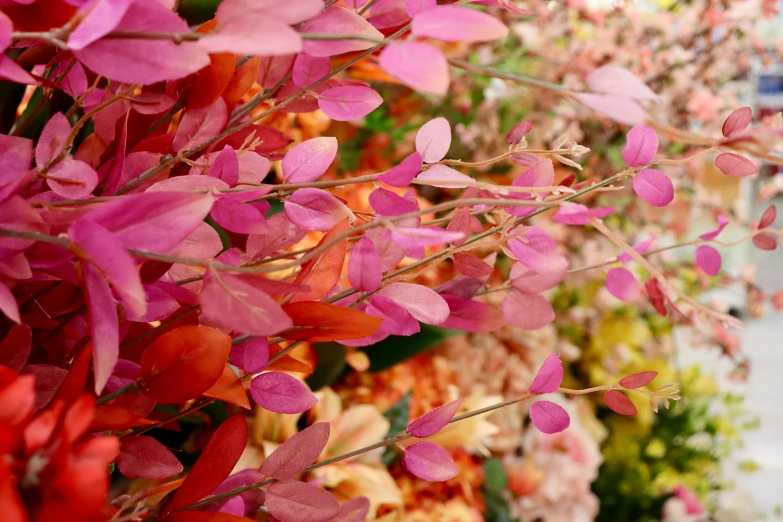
(380, 392, 411, 466)
(367, 324, 461, 372)
(483, 458, 508, 494)
(265, 199, 284, 217)
(305, 343, 347, 391)
(177, 0, 223, 24)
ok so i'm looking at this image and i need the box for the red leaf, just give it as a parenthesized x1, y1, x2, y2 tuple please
(259, 422, 330, 480)
(165, 414, 248, 513)
(603, 390, 637, 416)
(281, 302, 383, 342)
(290, 219, 350, 303)
(265, 480, 340, 522)
(162, 511, 256, 522)
(753, 232, 778, 251)
(0, 323, 31, 371)
(619, 371, 658, 389)
(722, 107, 752, 137)
(759, 204, 777, 229)
(452, 253, 493, 278)
(644, 278, 668, 317)
(202, 364, 250, 409)
(140, 326, 231, 404)
(118, 436, 184, 479)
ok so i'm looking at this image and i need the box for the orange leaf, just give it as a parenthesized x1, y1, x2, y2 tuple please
(267, 354, 313, 375)
(203, 364, 250, 409)
(222, 57, 261, 107)
(140, 326, 231, 404)
(90, 405, 155, 432)
(282, 302, 382, 343)
(185, 20, 236, 109)
(290, 219, 350, 303)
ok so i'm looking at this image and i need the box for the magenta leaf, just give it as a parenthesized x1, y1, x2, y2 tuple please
(722, 107, 752, 137)
(369, 188, 418, 216)
(251, 372, 317, 414)
(507, 227, 568, 274)
(208, 145, 240, 187)
(259, 422, 330, 480)
(552, 202, 615, 225)
(402, 441, 457, 482)
(603, 390, 638, 416)
(293, 53, 330, 87)
(284, 188, 353, 232)
(500, 290, 555, 330)
(46, 159, 99, 200)
(411, 5, 509, 42)
(378, 152, 423, 187)
(623, 124, 658, 167)
(82, 262, 119, 394)
(347, 236, 382, 292)
(617, 236, 658, 263)
(699, 215, 729, 241)
(715, 152, 758, 177)
(605, 267, 640, 302)
(300, 6, 384, 57)
(173, 98, 227, 153)
(587, 65, 660, 101)
(408, 398, 462, 438)
(118, 435, 184, 479)
(282, 137, 338, 183)
(439, 294, 505, 333)
(36, 112, 71, 166)
(201, 270, 293, 336)
(632, 169, 674, 207)
(529, 354, 564, 394)
(509, 261, 568, 294)
(619, 371, 658, 389)
(67, 0, 133, 50)
(265, 479, 340, 522)
(365, 295, 420, 336)
(529, 400, 570, 434)
(415, 117, 451, 163)
(230, 337, 270, 374)
(574, 93, 647, 126)
(387, 226, 464, 248)
(376, 282, 449, 325)
(0, 283, 20, 324)
(318, 86, 383, 121)
(695, 245, 722, 276)
(378, 41, 449, 96)
(210, 198, 269, 235)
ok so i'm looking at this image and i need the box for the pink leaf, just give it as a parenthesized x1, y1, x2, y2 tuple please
(415, 117, 451, 163)
(500, 290, 554, 330)
(387, 226, 464, 248)
(0, 12, 12, 53)
(408, 398, 462, 438)
(715, 152, 758, 177)
(201, 270, 293, 336)
(587, 65, 660, 101)
(247, 213, 306, 261)
(416, 165, 473, 188)
(623, 124, 658, 167)
(505, 121, 532, 145)
(259, 422, 330, 480)
(402, 441, 457, 482)
(439, 294, 505, 333)
(529, 400, 570, 434)
(753, 232, 777, 251)
(368, 188, 418, 216)
(509, 261, 568, 294)
(529, 354, 563, 394)
(148, 175, 228, 193)
(284, 188, 353, 232)
(365, 295, 420, 336)
(632, 169, 674, 207)
(378, 152, 423, 187)
(318, 86, 383, 121)
(695, 245, 721, 276)
(82, 262, 119, 394)
(78, 191, 214, 254)
(411, 5, 509, 42)
(452, 253, 493, 278)
(617, 236, 658, 263)
(251, 372, 317, 414)
(722, 107, 752, 137)
(0, 324, 31, 370)
(507, 227, 567, 274)
(406, 0, 435, 16)
(0, 55, 38, 85)
(118, 435, 183, 479)
(128, 284, 177, 322)
(293, 53, 330, 87)
(73, 0, 210, 85)
(300, 6, 384, 57)
(257, 55, 297, 89)
(230, 337, 270, 374)
(603, 390, 637, 416)
(69, 219, 146, 318)
(217, 0, 323, 25)
(336, 497, 371, 522)
(605, 267, 640, 302)
(208, 146, 240, 187)
(619, 371, 658, 389)
(210, 198, 269, 235)
(67, 0, 133, 50)
(574, 93, 647, 126)
(282, 137, 338, 183)
(445, 207, 472, 247)
(173, 98, 227, 153)
(759, 205, 777, 229)
(347, 236, 382, 292)
(376, 282, 449, 325)
(197, 16, 302, 57)
(265, 479, 340, 522)
(130, 92, 177, 115)
(36, 113, 70, 166)
(0, 283, 20, 324)
(378, 42, 449, 96)
(47, 158, 99, 200)
(552, 202, 615, 225)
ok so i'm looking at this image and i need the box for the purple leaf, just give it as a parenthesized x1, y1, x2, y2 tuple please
(500, 290, 554, 330)
(318, 86, 383, 122)
(376, 282, 449, 325)
(603, 390, 637, 416)
(173, 98, 227, 153)
(200, 270, 293, 336)
(369, 188, 418, 216)
(574, 93, 647, 126)
(632, 169, 674, 207)
(408, 398, 462, 438)
(416, 164, 473, 188)
(695, 245, 721, 276)
(210, 198, 269, 235)
(605, 267, 641, 302)
(36, 112, 70, 166)
(402, 441, 457, 482)
(722, 107, 752, 137)
(251, 372, 317, 414)
(529, 354, 563, 394)
(300, 6, 384, 57)
(284, 188, 353, 232)
(509, 261, 568, 294)
(118, 435, 184, 479)
(387, 226, 464, 248)
(378, 41, 449, 96)
(293, 53, 330, 87)
(587, 65, 660, 101)
(411, 5, 509, 42)
(507, 227, 568, 274)
(259, 422, 330, 480)
(47, 158, 99, 200)
(347, 236, 382, 292)
(623, 124, 658, 167)
(0, 283, 20, 324)
(552, 202, 615, 225)
(415, 117, 451, 163)
(365, 295, 420, 336)
(82, 262, 119, 394)
(715, 152, 758, 177)
(529, 400, 570, 434)
(439, 294, 505, 333)
(265, 479, 340, 522)
(282, 137, 338, 183)
(378, 152, 423, 187)
(230, 337, 270, 374)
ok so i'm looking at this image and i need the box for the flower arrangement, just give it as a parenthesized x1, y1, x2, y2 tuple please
(0, 0, 780, 521)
